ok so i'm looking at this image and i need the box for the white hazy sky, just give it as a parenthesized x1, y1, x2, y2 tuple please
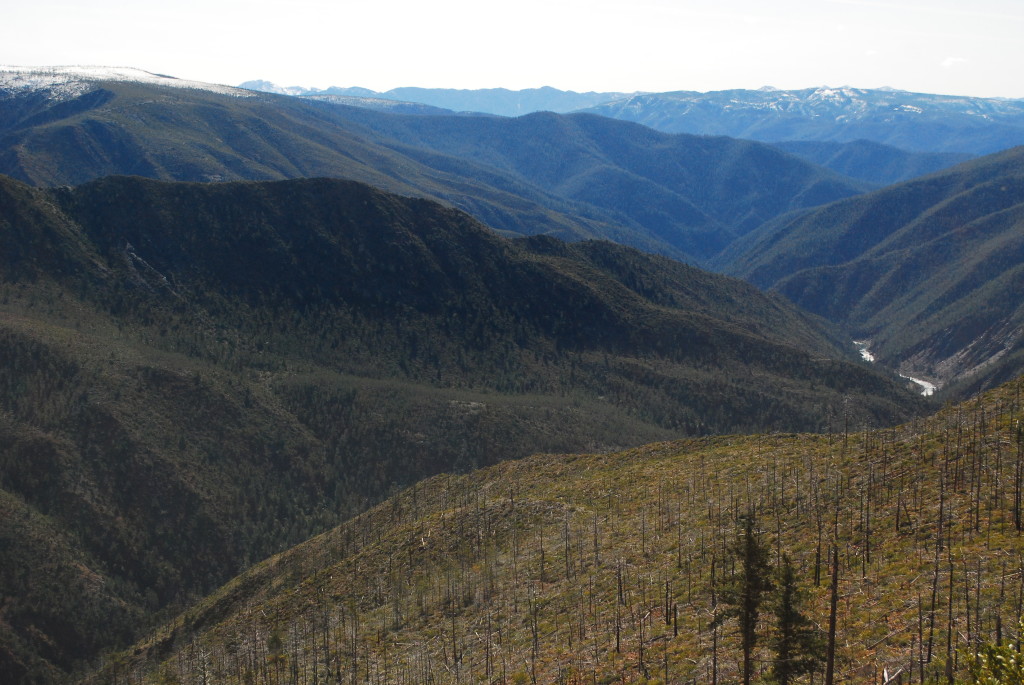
(3, 0, 1023, 97)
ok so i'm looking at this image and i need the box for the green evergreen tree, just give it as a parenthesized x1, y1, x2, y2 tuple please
(716, 510, 774, 685)
(769, 553, 824, 684)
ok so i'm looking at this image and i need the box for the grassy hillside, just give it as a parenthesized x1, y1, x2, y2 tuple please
(0, 173, 921, 682)
(95, 377, 1024, 684)
(719, 146, 1024, 395)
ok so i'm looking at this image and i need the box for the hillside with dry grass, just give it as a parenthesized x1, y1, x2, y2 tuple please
(96, 377, 1024, 684)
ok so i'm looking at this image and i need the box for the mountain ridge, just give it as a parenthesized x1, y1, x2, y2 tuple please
(578, 86, 1024, 155)
(238, 80, 633, 116)
(0, 67, 870, 264)
(237, 79, 1010, 176)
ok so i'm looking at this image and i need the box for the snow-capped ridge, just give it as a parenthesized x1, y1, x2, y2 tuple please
(237, 79, 318, 96)
(0, 66, 253, 100)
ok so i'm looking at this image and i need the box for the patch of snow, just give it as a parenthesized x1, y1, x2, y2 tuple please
(897, 104, 923, 114)
(0, 66, 253, 100)
(811, 87, 846, 103)
(238, 79, 313, 96)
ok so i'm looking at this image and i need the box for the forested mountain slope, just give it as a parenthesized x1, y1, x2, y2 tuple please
(773, 139, 972, 186)
(243, 81, 1024, 157)
(719, 146, 1024, 395)
(0, 173, 920, 683)
(313, 108, 870, 261)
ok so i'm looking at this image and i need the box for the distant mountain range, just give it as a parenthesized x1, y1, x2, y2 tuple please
(0, 67, 868, 264)
(579, 86, 1024, 156)
(242, 79, 1024, 157)
(238, 80, 631, 116)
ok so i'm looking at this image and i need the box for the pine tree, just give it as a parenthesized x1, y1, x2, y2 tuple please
(769, 553, 824, 684)
(716, 510, 774, 685)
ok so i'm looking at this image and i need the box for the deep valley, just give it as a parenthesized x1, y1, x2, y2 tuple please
(1, 66, 1022, 684)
